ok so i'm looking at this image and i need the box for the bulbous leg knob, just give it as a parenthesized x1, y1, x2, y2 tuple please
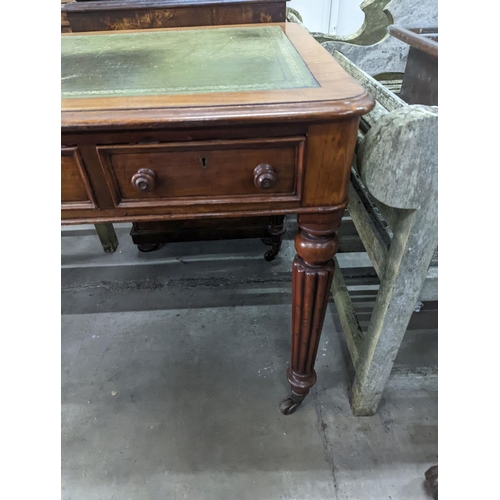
(281, 212, 342, 415)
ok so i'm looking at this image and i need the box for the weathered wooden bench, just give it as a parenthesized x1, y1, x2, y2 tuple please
(288, 0, 438, 92)
(287, 0, 438, 416)
(330, 51, 438, 416)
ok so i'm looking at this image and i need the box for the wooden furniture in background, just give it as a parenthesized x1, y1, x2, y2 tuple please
(63, 0, 290, 255)
(131, 215, 285, 260)
(61, 23, 373, 413)
(330, 51, 438, 416)
(64, 0, 288, 32)
(389, 25, 438, 105)
(61, 0, 73, 33)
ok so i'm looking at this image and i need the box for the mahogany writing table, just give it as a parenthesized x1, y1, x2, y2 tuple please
(63, 0, 290, 252)
(61, 23, 374, 414)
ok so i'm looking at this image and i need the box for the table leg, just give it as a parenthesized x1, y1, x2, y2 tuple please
(262, 215, 286, 261)
(425, 465, 438, 499)
(280, 212, 342, 415)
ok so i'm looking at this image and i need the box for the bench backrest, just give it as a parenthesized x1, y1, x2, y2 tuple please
(333, 50, 437, 212)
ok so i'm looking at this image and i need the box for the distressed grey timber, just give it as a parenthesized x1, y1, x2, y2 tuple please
(330, 51, 438, 416)
(94, 223, 119, 253)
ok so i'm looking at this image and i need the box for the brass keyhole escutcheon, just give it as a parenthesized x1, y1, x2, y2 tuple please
(200, 157, 208, 169)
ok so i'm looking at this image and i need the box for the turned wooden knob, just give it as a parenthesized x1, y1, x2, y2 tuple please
(254, 164, 277, 190)
(131, 168, 157, 192)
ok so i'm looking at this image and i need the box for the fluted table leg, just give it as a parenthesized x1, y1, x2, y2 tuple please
(280, 211, 343, 415)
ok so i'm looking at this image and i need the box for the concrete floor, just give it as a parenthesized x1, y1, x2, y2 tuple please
(62, 223, 438, 500)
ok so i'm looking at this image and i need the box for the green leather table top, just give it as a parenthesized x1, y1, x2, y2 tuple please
(61, 26, 319, 98)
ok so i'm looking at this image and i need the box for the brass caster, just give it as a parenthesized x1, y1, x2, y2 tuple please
(137, 243, 162, 253)
(264, 249, 278, 262)
(424, 465, 438, 500)
(279, 396, 302, 415)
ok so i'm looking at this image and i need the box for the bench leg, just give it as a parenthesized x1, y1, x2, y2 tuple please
(94, 223, 118, 253)
(280, 212, 342, 415)
(350, 209, 437, 416)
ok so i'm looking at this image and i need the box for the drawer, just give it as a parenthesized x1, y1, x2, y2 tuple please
(97, 137, 305, 208)
(61, 147, 96, 210)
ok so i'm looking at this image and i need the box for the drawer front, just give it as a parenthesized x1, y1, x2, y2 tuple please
(61, 147, 96, 210)
(97, 137, 304, 208)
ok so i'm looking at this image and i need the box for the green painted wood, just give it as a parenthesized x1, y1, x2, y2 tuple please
(61, 26, 319, 98)
(94, 223, 119, 253)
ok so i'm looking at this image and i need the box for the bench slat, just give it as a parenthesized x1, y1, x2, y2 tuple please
(347, 183, 389, 279)
(361, 100, 389, 132)
(333, 51, 406, 112)
(331, 257, 364, 368)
